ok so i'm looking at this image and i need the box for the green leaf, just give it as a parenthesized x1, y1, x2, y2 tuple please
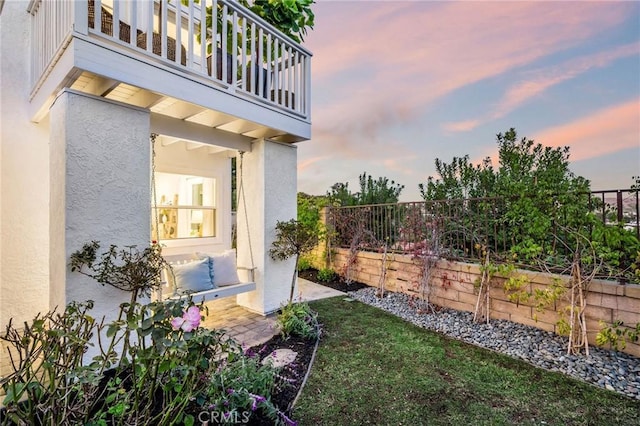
(106, 323, 119, 338)
(141, 317, 154, 330)
(158, 359, 173, 373)
(184, 414, 195, 426)
(3, 384, 22, 405)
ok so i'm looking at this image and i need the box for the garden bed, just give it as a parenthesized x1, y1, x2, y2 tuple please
(245, 333, 316, 424)
(298, 268, 368, 293)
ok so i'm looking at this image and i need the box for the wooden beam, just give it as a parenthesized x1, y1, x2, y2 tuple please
(150, 113, 253, 152)
(160, 136, 181, 146)
(208, 146, 228, 155)
(243, 127, 285, 140)
(126, 89, 165, 108)
(83, 75, 120, 97)
(164, 100, 207, 120)
(185, 142, 204, 151)
(186, 109, 237, 128)
(217, 118, 261, 135)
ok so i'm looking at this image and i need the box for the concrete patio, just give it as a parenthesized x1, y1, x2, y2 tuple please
(200, 278, 344, 348)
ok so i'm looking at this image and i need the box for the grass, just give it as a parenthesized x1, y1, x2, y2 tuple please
(293, 297, 640, 425)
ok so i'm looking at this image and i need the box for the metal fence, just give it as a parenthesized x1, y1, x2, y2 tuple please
(327, 189, 640, 283)
(589, 189, 640, 236)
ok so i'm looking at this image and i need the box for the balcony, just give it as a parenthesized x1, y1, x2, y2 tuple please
(28, 0, 311, 141)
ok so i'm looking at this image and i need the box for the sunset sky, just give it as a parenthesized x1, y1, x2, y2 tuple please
(296, 1, 640, 201)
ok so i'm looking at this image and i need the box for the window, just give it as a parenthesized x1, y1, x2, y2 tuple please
(152, 173, 216, 241)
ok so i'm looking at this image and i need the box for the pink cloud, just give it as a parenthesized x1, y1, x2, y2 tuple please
(532, 100, 640, 162)
(306, 1, 632, 148)
(298, 155, 329, 171)
(443, 42, 639, 132)
(491, 42, 640, 120)
(443, 119, 482, 133)
(468, 100, 640, 167)
(309, 2, 630, 96)
(382, 155, 418, 177)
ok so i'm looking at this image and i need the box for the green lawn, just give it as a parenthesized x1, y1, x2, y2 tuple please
(293, 297, 640, 426)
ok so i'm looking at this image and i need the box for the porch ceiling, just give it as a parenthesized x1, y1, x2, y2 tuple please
(69, 71, 293, 143)
(157, 135, 233, 156)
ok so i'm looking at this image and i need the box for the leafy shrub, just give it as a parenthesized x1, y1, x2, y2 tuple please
(596, 320, 640, 351)
(203, 350, 295, 425)
(316, 268, 336, 282)
(0, 302, 99, 425)
(270, 219, 320, 303)
(297, 193, 327, 233)
(1, 243, 296, 426)
(590, 223, 640, 280)
(297, 255, 314, 272)
(277, 302, 320, 340)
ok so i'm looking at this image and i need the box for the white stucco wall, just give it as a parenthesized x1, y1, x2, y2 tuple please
(49, 90, 150, 332)
(154, 140, 232, 255)
(0, 0, 51, 328)
(236, 139, 297, 314)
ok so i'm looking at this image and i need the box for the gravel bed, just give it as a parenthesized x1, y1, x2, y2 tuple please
(347, 287, 640, 400)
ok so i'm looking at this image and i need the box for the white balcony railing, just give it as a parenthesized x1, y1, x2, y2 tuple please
(28, 0, 311, 118)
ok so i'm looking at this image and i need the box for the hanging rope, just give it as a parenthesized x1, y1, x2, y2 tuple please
(237, 151, 255, 271)
(151, 133, 160, 242)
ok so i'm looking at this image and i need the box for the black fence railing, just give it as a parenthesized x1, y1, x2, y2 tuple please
(589, 189, 640, 239)
(327, 189, 640, 283)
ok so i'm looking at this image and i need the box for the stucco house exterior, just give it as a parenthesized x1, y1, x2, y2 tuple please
(0, 0, 311, 370)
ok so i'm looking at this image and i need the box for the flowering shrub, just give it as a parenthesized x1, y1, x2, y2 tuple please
(204, 353, 297, 425)
(1, 243, 296, 425)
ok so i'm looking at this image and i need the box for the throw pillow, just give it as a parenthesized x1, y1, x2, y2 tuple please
(171, 257, 215, 294)
(197, 250, 241, 286)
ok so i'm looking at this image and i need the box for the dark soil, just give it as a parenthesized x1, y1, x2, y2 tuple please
(247, 270, 368, 423)
(246, 334, 316, 425)
(297, 268, 369, 293)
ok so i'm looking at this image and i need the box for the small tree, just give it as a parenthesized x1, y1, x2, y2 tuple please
(420, 128, 592, 264)
(328, 172, 405, 207)
(297, 192, 328, 239)
(269, 219, 319, 303)
(327, 182, 358, 207)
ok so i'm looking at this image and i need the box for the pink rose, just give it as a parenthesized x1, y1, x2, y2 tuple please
(170, 316, 185, 330)
(170, 306, 201, 332)
(182, 306, 201, 331)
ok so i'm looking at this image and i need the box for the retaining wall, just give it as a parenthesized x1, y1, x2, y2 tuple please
(330, 248, 640, 358)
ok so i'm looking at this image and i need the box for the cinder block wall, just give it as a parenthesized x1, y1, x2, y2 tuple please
(331, 248, 640, 358)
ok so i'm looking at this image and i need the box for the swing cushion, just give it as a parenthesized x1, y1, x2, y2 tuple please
(197, 250, 241, 286)
(157, 251, 255, 303)
(171, 257, 215, 294)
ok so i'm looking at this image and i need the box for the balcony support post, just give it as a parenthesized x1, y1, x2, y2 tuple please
(236, 139, 298, 314)
(49, 89, 150, 359)
(73, 0, 88, 35)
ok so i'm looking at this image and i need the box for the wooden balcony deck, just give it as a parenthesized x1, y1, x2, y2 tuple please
(28, 0, 311, 142)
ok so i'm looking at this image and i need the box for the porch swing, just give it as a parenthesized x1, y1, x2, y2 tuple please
(151, 134, 256, 303)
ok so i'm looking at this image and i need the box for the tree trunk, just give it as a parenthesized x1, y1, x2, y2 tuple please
(289, 254, 299, 304)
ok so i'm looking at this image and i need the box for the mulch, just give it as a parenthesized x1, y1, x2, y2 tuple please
(247, 334, 316, 425)
(248, 269, 368, 424)
(298, 268, 369, 293)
